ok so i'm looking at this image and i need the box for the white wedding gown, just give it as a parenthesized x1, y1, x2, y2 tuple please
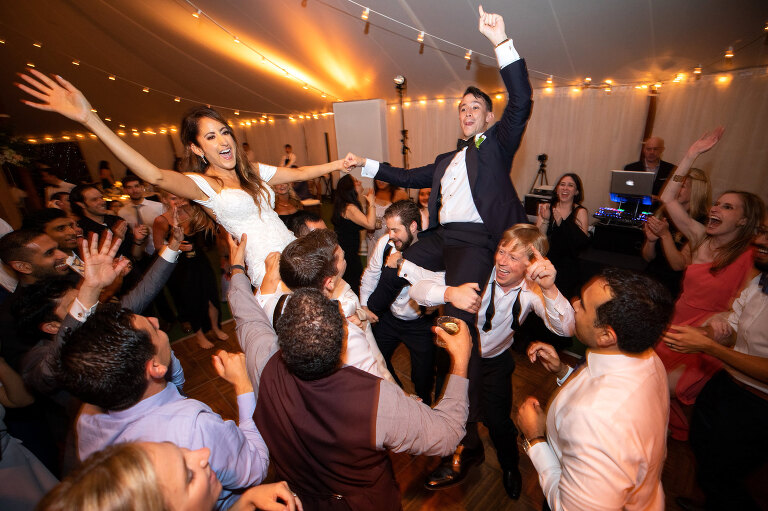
(186, 169, 296, 287)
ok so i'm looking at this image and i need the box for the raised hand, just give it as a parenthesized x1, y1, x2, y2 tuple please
(168, 207, 185, 251)
(537, 202, 551, 221)
(434, 318, 472, 374)
(81, 232, 127, 291)
(526, 245, 557, 294)
(17, 70, 93, 124)
(527, 341, 567, 377)
(478, 5, 507, 46)
(343, 152, 365, 171)
(226, 233, 247, 268)
(687, 127, 724, 157)
(212, 350, 252, 395)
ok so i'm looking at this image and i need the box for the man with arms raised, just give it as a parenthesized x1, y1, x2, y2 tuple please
(344, 6, 531, 487)
(226, 234, 469, 510)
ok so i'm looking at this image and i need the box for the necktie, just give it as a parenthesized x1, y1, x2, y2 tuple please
(133, 204, 144, 226)
(759, 273, 768, 295)
(456, 138, 473, 151)
(482, 282, 496, 332)
(481, 283, 522, 332)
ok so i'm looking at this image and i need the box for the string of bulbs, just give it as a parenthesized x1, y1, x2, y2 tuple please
(336, 0, 768, 89)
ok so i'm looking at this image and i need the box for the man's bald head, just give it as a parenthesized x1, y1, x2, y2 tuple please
(642, 136, 665, 166)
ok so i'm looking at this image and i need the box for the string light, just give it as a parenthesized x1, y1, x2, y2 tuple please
(233, 36, 240, 44)
(192, 9, 200, 18)
(234, 110, 240, 115)
(464, 49, 472, 60)
(361, 8, 369, 20)
(174, 97, 181, 102)
(104, 117, 112, 121)
(32, 42, 42, 48)
(108, 75, 116, 81)
(0, 39, 5, 44)
(417, 31, 424, 43)
(26, 62, 35, 68)
(142, 87, 149, 93)
(71, 60, 80, 66)
(694, 65, 702, 75)
(546, 75, 553, 85)
(725, 46, 734, 58)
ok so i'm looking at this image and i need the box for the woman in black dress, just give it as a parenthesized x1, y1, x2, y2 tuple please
(536, 173, 590, 300)
(331, 174, 375, 296)
(153, 192, 227, 349)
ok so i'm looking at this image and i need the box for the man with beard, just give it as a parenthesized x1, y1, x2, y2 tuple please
(361, 200, 443, 404)
(662, 210, 768, 511)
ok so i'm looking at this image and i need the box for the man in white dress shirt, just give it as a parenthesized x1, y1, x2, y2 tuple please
(404, 224, 574, 499)
(662, 211, 768, 511)
(519, 268, 673, 511)
(254, 229, 393, 384)
(361, 200, 437, 404)
(118, 175, 164, 255)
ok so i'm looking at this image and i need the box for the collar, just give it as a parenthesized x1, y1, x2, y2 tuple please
(585, 349, 657, 378)
(106, 382, 182, 419)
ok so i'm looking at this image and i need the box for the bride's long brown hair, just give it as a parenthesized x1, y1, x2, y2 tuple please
(179, 106, 271, 233)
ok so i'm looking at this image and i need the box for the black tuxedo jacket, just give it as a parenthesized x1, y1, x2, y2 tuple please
(374, 59, 532, 242)
(622, 159, 676, 196)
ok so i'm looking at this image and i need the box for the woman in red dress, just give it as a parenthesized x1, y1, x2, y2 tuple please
(656, 127, 765, 440)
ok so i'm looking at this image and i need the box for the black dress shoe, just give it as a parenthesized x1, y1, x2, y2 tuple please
(424, 444, 485, 490)
(502, 467, 522, 500)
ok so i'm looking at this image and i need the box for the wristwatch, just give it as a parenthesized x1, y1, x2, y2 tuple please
(521, 435, 547, 454)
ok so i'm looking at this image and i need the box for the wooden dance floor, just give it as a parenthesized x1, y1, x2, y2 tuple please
(173, 319, 761, 511)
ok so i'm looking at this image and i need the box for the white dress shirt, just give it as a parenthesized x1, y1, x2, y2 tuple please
(360, 235, 422, 321)
(360, 39, 521, 224)
(405, 267, 574, 358)
(723, 274, 768, 394)
(118, 198, 165, 254)
(528, 350, 669, 511)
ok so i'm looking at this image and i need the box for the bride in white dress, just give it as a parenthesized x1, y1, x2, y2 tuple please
(18, 70, 344, 286)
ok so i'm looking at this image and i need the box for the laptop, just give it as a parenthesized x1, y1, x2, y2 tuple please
(610, 170, 655, 198)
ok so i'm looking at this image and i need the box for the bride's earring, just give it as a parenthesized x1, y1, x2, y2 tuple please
(200, 154, 208, 166)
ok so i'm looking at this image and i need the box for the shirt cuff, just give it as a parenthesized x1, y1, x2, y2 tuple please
(159, 246, 181, 262)
(236, 392, 257, 423)
(495, 39, 520, 69)
(361, 159, 380, 178)
(398, 260, 421, 284)
(70, 297, 98, 323)
(557, 365, 574, 386)
(544, 289, 569, 315)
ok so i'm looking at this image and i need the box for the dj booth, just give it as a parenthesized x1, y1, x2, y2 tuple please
(525, 170, 655, 281)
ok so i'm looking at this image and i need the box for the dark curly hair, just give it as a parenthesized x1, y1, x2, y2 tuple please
(58, 303, 156, 411)
(275, 288, 344, 381)
(12, 276, 76, 341)
(595, 268, 673, 353)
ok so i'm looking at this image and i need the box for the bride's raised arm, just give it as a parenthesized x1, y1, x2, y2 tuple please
(268, 160, 345, 186)
(17, 70, 206, 201)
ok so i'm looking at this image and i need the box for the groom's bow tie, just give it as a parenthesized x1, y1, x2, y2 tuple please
(456, 138, 473, 151)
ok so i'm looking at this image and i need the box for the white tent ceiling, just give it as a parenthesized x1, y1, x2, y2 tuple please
(1, 0, 766, 137)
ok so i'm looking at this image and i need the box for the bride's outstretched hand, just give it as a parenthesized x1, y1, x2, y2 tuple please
(16, 69, 92, 123)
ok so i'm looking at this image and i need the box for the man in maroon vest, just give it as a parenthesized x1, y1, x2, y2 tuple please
(226, 234, 470, 510)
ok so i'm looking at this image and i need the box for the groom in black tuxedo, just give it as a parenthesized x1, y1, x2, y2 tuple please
(344, 6, 531, 498)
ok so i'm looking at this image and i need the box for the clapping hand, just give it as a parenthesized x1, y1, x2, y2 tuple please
(17, 70, 93, 124)
(537, 202, 551, 222)
(478, 5, 507, 46)
(645, 216, 669, 239)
